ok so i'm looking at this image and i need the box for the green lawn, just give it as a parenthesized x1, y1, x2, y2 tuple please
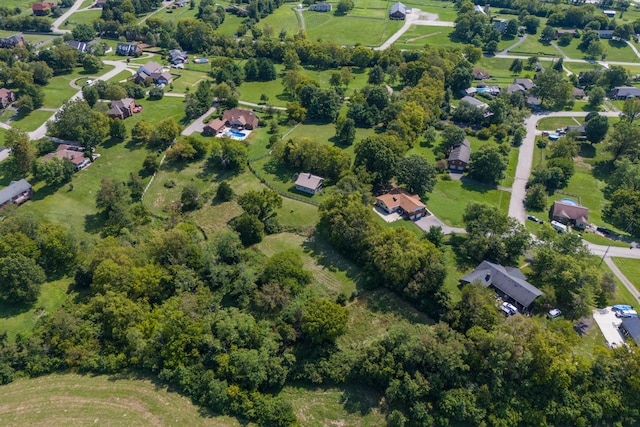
(59, 10, 102, 30)
(106, 70, 134, 84)
(537, 116, 583, 131)
(426, 178, 510, 227)
(304, 13, 403, 47)
(280, 384, 385, 427)
(564, 61, 604, 75)
(152, 3, 198, 23)
(555, 38, 640, 63)
(393, 25, 455, 50)
(612, 258, 640, 292)
(257, 5, 301, 37)
(212, 13, 248, 38)
(41, 65, 116, 109)
(0, 278, 71, 342)
(7, 110, 52, 132)
(0, 374, 241, 426)
(509, 36, 559, 56)
(581, 231, 631, 248)
(475, 57, 531, 86)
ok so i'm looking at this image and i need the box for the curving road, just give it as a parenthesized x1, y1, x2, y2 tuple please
(51, 0, 85, 33)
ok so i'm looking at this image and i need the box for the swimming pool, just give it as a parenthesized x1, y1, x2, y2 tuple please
(560, 198, 578, 206)
(224, 130, 246, 138)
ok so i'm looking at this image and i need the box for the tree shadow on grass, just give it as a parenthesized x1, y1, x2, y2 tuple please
(592, 159, 615, 181)
(0, 299, 33, 317)
(339, 384, 380, 416)
(579, 142, 596, 158)
(101, 137, 125, 149)
(361, 288, 434, 325)
(301, 231, 368, 292)
(447, 233, 477, 271)
(460, 178, 495, 193)
(262, 158, 297, 185)
(84, 212, 106, 234)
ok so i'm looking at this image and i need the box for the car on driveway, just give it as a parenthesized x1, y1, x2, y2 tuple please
(527, 215, 544, 224)
(615, 309, 638, 318)
(501, 302, 518, 316)
(548, 308, 562, 319)
(612, 304, 633, 312)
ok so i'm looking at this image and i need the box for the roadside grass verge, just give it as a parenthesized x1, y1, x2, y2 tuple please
(5, 110, 51, 132)
(0, 278, 71, 342)
(611, 258, 640, 292)
(0, 373, 241, 426)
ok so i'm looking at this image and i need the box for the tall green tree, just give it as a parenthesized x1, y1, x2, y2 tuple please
(5, 128, 35, 174)
(467, 145, 508, 185)
(396, 154, 437, 196)
(0, 254, 46, 305)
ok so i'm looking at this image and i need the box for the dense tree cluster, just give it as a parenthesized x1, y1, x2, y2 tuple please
(272, 137, 351, 183)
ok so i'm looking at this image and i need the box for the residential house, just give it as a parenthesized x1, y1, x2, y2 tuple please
(619, 317, 640, 346)
(32, 2, 55, 16)
(448, 139, 471, 171)
(603, 10, 616, 18)
(506, 83, 525, 94)
(222, 108, 259, 130)
(0, 88, 16, 108)
(169, 49, 188, 65)
(551, 200, 589, 229)
(566, 124, 586, 139)
(375, 188, 427, 221)
(202, 118, 225, 136)
(116, 43, 142, 56)
(555, 29, 578, 39)
(514, 78, 535, 91)
(598, 30, 614, 39)
(389, 2, 406, 20)
(295, 173, 324, 195)
(492, 19, 509, 34)
(0, 34, 25, 49)
(459, 260, 544, 309)
(43, 144, 91, 171)
(225, 5, 249, 16)
(611, 86, 640, 100)
(460, 95, 489, 109)
(0, 179, 32, 208)
(572, 88, 585, 98)
(474, 4, 487, 15)
(108, 98, 136, 119)
(66, 40, 90, 53)
(527, 96, 541, 109)
(135, 61, 173, 85)
(473, 68, 490, 80)
(309, 2, 332, 12)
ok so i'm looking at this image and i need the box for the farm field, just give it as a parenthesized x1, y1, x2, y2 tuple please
(0, 374, 243, 426)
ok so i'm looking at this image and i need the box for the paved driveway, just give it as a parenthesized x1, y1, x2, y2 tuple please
(415, 214, 466, 235)
(593, 307, 624, 347)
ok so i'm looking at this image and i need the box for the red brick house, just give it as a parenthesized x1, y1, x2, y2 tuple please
(376, 188, 427, 221)
(0, 88, 16, 108)
(32, 2, 56, 16)
(448, 139, 471, 171)
(108, 98, 136, 119)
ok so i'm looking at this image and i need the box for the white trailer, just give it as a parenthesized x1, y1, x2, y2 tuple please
(551, 220, 568, 233)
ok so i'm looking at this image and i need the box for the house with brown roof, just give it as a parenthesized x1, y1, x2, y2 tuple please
(43, 144, 91, 171)
(473, 68, 490, 80)
(222, 108, 259, 130)
(108, 98, 135, 119)
(0, 179, 32, 208)
(203, 118, 225, 136)
(551, 200, 589, 229)
(376, 188, 427, 221)
(0, 88, 16, 108)
(448, 139, 471, 171)
(555, 29, 578, 39)
(295, 173, 324, 195)
(32, 2, 55, 16)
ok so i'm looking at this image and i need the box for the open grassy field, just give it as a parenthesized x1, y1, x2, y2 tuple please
(555, 38, 640, 63)
(59, 10, 102, 31)
(41, 65, 115, 109)
(304, 12, 403, 47)
(6, 110, 52, 132)
(280, 384, 385, 426)
(509, 36, 559, 56)
(257, 5, 300, 36)
(393, 25, 455, 50)
(612, 258, 640, 292)
(0, 374, 243, 426)
(0, 278, 71, 341)
(426, 178, 510, 227)
(475, 57, 533, 86)
(537, 116, 583, 130)
(564, 61, 604, 75)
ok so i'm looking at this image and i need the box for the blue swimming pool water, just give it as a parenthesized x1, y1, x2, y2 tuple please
(225, 130, 246, 138)
(476, 87, 490, 93)
(560, 198, 578, 206)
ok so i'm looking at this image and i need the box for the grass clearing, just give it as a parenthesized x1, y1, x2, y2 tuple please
(257, 5, 300, 36)
(393, 25, 455, 50)
(6, 110, 52, 132)
(0, 373, 241, 426)
(612, 258, 640, 292)
(280, 384, 385, 427)
(41, 65, 115, 109)
(510, 36, 559, 56)
(0, 278, 71, 342)
(59, 9, 102, 30)
(537, 116, 583, 130)
(426, 178, 510, 227)
(304, 13, 403, 47)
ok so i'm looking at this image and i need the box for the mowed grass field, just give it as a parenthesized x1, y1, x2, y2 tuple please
(393, 25, 454, 50)
(303, 11, 403, 47)
(0, 374, 244, 426)
(612, 258, 640, 292)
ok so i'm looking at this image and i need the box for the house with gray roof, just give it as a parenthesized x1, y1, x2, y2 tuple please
(460, 260, 544, 308)
(611, 86, 640, 100)
(460, 95, 489, 109)
(619, 317, 640, 346)
(448, 139, 471, 171)
(0, 179, 32, 208)
(295, 173, 324, 195)
(389, 2, 406, 19)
